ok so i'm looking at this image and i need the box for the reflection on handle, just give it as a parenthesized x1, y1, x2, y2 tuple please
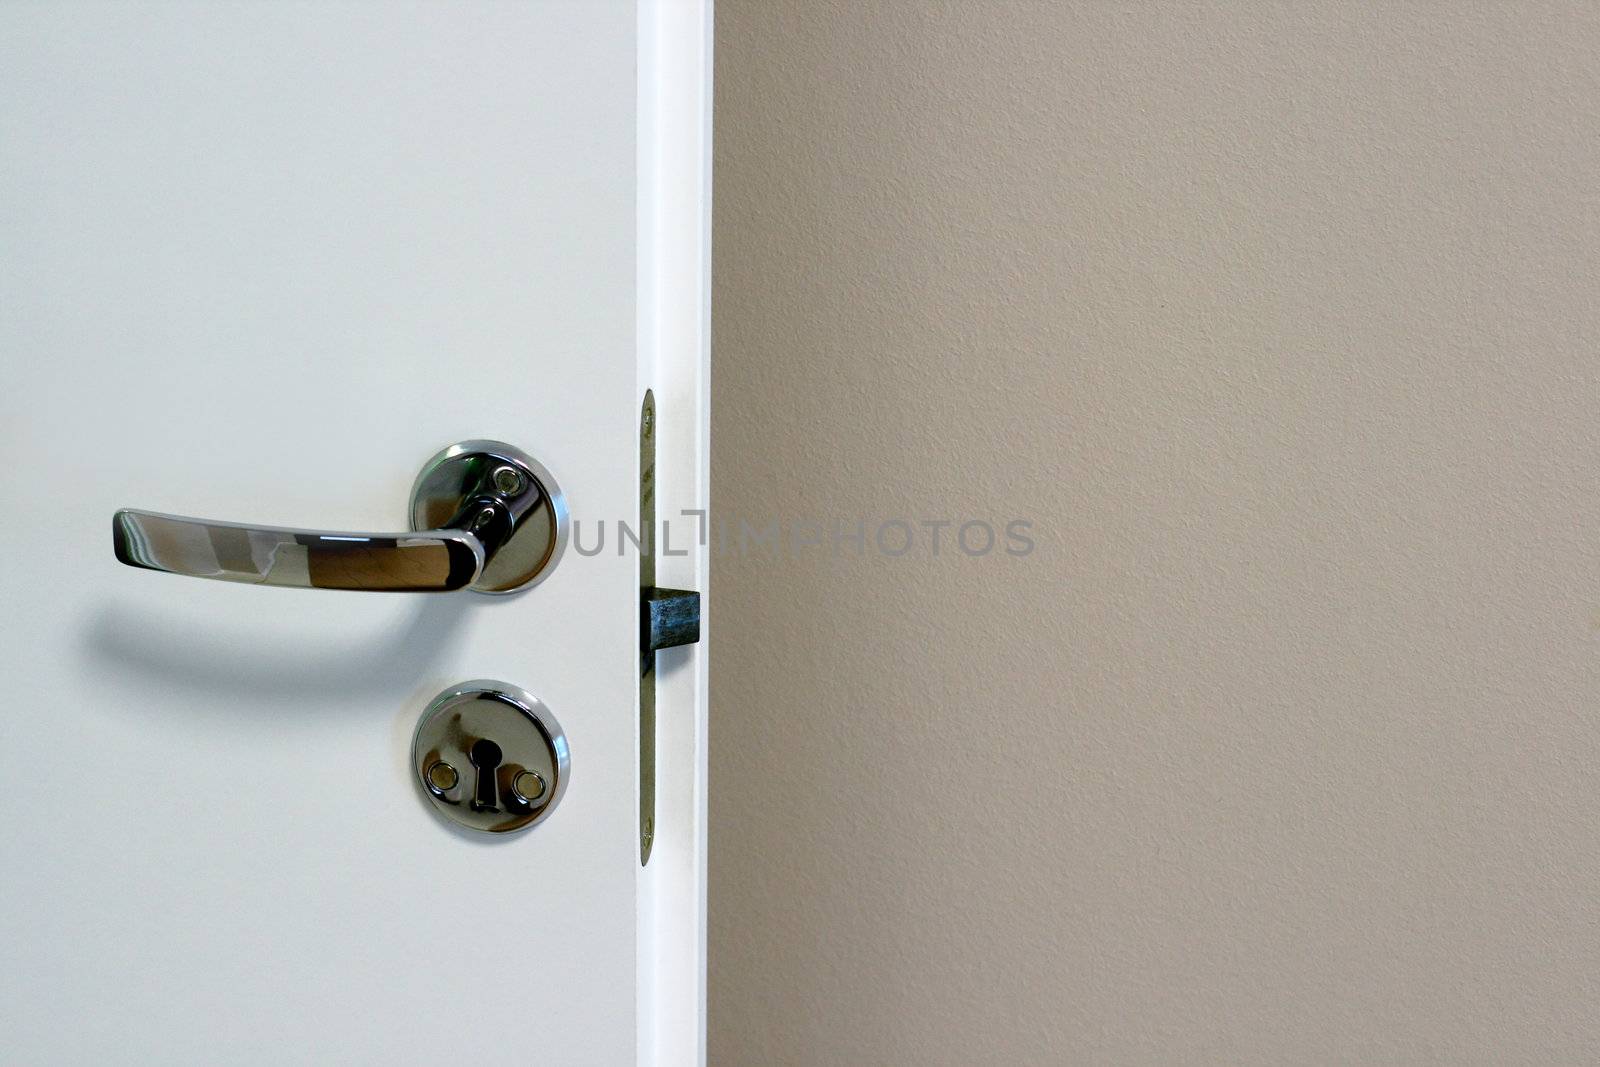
(112, 509, 485, 592)
(112, 440, 565, 595)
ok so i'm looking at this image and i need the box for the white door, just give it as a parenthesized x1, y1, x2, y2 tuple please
(0, 2, 709, 1063)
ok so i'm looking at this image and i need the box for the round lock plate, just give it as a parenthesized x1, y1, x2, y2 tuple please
(412, 680, 569, 835)
(409, 440, 568, 595)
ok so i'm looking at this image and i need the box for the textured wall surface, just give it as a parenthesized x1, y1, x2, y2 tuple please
(710, 3, 1600, 1062)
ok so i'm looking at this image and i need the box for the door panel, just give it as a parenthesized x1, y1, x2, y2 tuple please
(1, 3, 642, 1061)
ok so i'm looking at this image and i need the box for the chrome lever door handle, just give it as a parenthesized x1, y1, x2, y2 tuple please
(114, 511, 487, 592)
(112, 440, 567, 595)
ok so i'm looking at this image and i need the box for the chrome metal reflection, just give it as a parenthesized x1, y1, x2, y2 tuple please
(412, 680, 569, 835)
(112, 440, 566, 594)
(113, 512, 484, 591)
(410, 440, 568, 595)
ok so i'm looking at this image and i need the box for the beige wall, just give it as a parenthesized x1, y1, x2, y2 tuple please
(710, 3, 1600, 1062)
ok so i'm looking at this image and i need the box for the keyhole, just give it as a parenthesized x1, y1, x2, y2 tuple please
(469, 738, 503, 812)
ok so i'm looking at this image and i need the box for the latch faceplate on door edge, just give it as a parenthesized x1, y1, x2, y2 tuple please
(639, 389, 702, 865)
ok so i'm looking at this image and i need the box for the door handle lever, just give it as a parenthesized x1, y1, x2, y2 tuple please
(112, 440, 567, 595)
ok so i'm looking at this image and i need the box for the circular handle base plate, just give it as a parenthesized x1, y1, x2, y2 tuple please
(409, 440, 568, 594)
